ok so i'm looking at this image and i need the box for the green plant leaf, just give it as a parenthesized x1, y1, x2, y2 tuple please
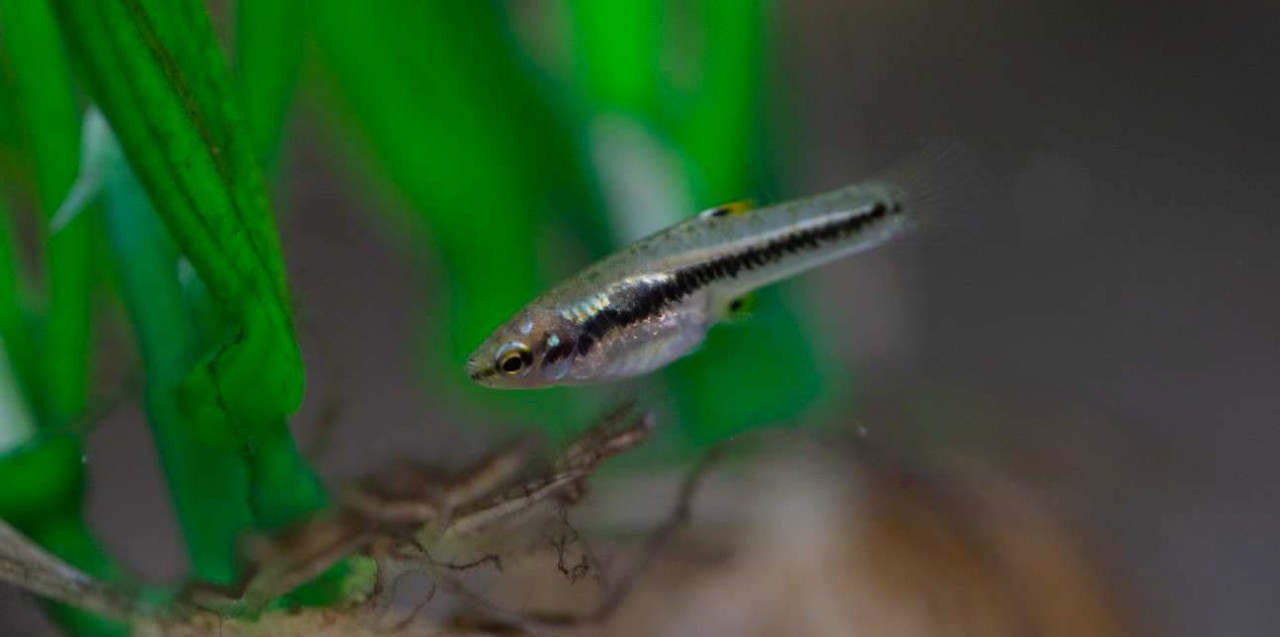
(50, 0, 304, 441)
(50, 0, 331, 600)
(0, 434, 125, 636)
(0, 33, 24, 177)
(566, 0, 666, 117)
(0, 0, 95, 428)
(97, 119, 254, 584)
(310, 0, 616, 436)
(0, 312, 36, 457)
(0, 3, 123, 633)
(0, 194, 32, 405)
(235, 0, 304, 167)
(313, 0, 606, 359)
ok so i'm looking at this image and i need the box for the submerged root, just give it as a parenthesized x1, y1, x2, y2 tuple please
(5, 410, 1133, 637)
(184, 401, 675, 633)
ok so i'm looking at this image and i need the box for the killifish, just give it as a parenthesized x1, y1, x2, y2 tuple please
(466, 151, 970, 388)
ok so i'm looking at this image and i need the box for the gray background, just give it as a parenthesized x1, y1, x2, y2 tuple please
(4, 1, 1278, 635)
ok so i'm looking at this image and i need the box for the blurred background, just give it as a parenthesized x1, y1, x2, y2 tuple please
(2, 0, 1278, 635)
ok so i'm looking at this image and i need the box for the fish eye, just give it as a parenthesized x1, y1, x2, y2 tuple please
(495, 342, 533, 377)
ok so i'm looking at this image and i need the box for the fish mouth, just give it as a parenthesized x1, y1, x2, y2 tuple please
(465, 357, 498, 384)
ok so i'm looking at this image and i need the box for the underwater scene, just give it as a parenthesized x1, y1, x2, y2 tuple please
(1, 1, 1276, 636)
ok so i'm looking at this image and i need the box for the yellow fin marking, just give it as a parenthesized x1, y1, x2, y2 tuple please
(698, 199, 754, 220)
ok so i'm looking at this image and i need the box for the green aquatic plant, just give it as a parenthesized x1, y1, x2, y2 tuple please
(1, 0, 326, 633)
(0, 1, 122, 634)
(0, 1, 841, 633)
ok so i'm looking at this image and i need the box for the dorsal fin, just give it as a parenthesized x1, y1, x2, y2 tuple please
(698, 199, 754, 220)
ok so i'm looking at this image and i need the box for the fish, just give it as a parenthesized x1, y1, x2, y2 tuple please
(466, 148, 976, 388)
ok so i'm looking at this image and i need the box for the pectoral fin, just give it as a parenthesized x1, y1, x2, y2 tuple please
(723, 292, 758, 321)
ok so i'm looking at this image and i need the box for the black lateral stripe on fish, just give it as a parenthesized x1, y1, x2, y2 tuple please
(543, 336, 574, 366)
(466, 143, 982, 388)
(572, 198, 898, 356)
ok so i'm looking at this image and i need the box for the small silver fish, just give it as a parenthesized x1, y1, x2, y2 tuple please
(467, 152, 969, 388)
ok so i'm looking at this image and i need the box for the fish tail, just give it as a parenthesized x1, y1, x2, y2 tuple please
(873, 143, 993, 236)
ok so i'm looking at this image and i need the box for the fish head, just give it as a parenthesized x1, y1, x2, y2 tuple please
(466, 307, 578, 389)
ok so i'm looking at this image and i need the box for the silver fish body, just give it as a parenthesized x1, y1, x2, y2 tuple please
(467, 180, 911, 388)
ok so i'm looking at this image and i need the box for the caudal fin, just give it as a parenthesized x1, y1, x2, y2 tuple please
(872, 143, 994, 237)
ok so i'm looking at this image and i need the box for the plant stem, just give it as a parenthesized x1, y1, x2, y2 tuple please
(0, 335, 35, 454)
(235, 0, 305, 169)
(0, 195, 33, 411)
(0, 0, 95, 429)
(101, 149, 254, 585)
